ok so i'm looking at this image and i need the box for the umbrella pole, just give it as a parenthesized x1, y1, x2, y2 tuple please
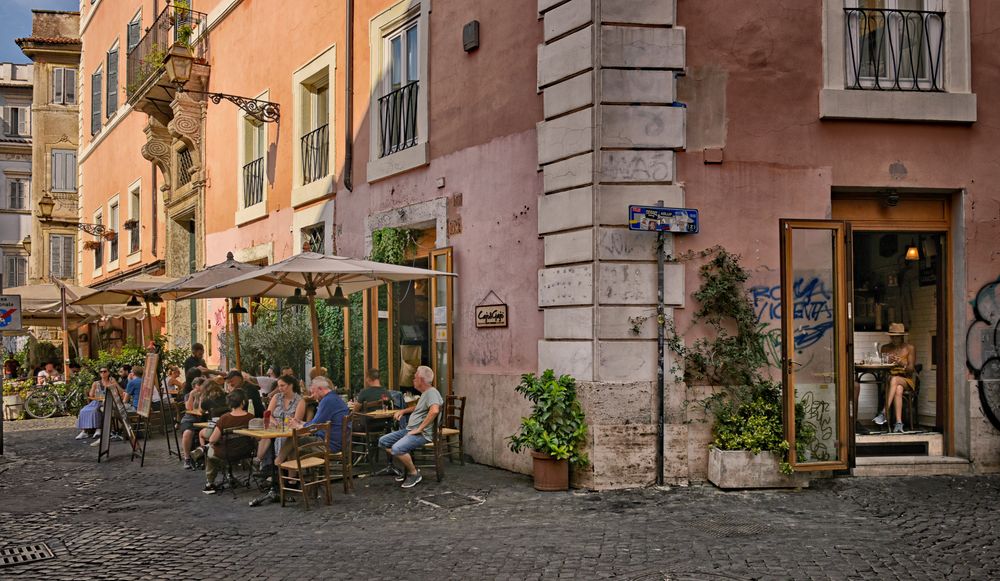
(225, 299, 232, 370)
(61, 285, 71, 381)
(308, 295, 321, 369)
(233, 305, 243, 371)
(144, 299, 153, 348)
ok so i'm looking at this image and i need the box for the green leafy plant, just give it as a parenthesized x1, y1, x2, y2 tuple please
(218, 302, 313, 375)
(508, 370, 589, 466)
(668, 248, 812, 475)
(370, 227, 416, 265)
(2, 378, 33, 398)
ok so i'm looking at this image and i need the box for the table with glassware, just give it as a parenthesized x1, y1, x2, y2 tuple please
(855, 362, 896, 430)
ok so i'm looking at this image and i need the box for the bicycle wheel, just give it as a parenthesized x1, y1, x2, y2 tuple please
(24, 391, 59, 419)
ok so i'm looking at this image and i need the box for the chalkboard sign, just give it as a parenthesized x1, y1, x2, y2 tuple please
(136, 352, 160, 418)
(96, 390, 113, 463)
(106, 383, 137, 452)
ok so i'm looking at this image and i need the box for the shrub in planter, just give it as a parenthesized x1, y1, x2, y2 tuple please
(508, 370, 588, 491)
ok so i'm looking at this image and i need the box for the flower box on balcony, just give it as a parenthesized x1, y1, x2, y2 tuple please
(123, 219, 139, 231)
(83, 240, 102, 251)
(102, 230, 118, 241)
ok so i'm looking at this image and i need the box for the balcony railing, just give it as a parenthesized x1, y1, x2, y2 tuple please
(301, 123, 329, 184)
(377, 81, 418, 157)
(845, 7, 944, 91)
(126, 3, 208, 101)
(243, 157, 264, 208)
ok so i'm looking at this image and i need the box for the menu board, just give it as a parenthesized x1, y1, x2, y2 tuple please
(136, 352, 160, 418)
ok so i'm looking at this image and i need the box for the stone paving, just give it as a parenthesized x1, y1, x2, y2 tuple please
(1, 417, 999, 580)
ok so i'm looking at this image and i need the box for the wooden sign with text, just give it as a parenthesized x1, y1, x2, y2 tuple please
(475, 304, 508, 328)
(136, 352, 159, 418)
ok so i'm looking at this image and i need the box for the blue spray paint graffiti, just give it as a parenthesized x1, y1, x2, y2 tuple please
(751, 277, 836, 366)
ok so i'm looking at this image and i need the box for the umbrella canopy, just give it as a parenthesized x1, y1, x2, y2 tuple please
(153, 252, 262, 300)
(182, 252, 456, 368)
(3, 283, 145, 326)
(72, 274, 179, 306)
(182, 252, 455, 300)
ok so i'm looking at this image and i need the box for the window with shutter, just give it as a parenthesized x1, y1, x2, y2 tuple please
(53, 68, 63, 103)
(49, 234, 64, 279)
(51, 150, 76, 192)
(127, 17, 141, 52)
(94, 213, 104, 268)
(53, 68, 77, 105)
(109, 202, 119, 263)
(106, 47, 118, 117)
(61, 236, 74, 279)
(65, 69, 76, 104)
(5, 107, 28, 137)
(91, 68, 102, 135)
(8, 179, 27, 210)
(4, 256, 27, 288)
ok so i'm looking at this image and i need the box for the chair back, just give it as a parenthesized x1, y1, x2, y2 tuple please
(220, 426, 255, 461)
(291, 422, 331, 466)
(445, 395, 466, 432)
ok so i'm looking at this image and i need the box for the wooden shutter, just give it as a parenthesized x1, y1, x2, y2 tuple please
(16, 107, 28, 136)
(91, 69, 102, 135)
(50, 235, 62, 279)
(62, 236, 74, 279)
(65, 69, 76, 104)
(127, 20, 141, 52)
(106, 49, 118, 117)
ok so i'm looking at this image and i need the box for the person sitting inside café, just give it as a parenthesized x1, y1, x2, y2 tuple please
(357, 368, 390, 405)
(872, 323, 917, 434)
(37, 361, 61, 385)
(255, 374, 306, 467)
(378, 365, 444, 489)
(203, 388, 254, 494)
(286, 376, 350, 455)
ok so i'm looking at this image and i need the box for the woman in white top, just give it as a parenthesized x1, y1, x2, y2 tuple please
(254, 374, 306, 466)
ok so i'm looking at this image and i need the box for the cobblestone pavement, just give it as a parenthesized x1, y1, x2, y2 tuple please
(1, 419, 999, 580)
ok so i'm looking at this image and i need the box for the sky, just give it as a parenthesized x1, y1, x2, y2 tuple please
(0, 0, 79, 64)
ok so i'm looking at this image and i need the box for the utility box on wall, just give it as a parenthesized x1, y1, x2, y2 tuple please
(463, 20, 480, 52)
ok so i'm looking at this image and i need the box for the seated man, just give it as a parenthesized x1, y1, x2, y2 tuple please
(357, 368, 389, 405)
(226, 370, 264, 418)
(124, 366, 144, 411)
(378, 365, 444, 489)
(873, 323, 917, 433)
(203, 389, 253, 494)
(287, 376, 350, 455)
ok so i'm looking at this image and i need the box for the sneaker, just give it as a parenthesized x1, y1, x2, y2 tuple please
(893, 422, 904, 433)
(110, 433, 124, 442)
(400, 472, 422, 489)
(183, 458, 194, 470)
(89, 439, 101, 447)
(249, 490, 278, 507)
(92, 429, 102, 439)
(203, 483, 219, 495)
(872, 412, 887, 426)
(76, 430, 89, 440)
(190, 446, 206, 462)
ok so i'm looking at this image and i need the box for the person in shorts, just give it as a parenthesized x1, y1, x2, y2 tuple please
(378, 365, 444, 489)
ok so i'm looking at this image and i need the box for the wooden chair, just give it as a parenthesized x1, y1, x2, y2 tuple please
(353, 400, 393, 473)
(326, 413, 356, 494)
(220, 426, 256, 497)
(902, 363, 923, 431)
(442, 395, 466, 465)
(412, 415, 446, 482)
(278, 422, 332, 509)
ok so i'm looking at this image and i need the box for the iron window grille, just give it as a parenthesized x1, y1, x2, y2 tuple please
(301, 123, 329, 184)
(845, 7, 944, 91)
(378, 81, 419, 157)
(177, 147, 194, 187)
(243, 157, 264, 208)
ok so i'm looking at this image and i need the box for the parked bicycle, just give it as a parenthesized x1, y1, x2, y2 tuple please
(24, 380, 88, 419)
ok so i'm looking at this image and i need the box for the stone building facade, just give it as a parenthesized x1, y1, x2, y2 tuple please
(0, 62, 33, 290)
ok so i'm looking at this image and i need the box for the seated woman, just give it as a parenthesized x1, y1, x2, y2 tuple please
(255, 374, 306, 468)
(179, 377, 208, 469)
(191, 382, 229, 462)
(75, 367, 119, 440)
(872, 324, 917, 433)
(163, 365, 184, 399)
(203, 389, 253, 494)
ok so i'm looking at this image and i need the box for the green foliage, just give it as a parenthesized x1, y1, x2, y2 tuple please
(668, 248, 812, 475)
(2, 378, 33, 398)
(219, 302, 313, 375)
(370, 227, 416, 265)
(315, 294, 365, 391)
(508, 370, 589, 466)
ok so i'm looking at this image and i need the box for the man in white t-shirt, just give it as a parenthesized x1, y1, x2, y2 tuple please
(377, 365, 444, 489)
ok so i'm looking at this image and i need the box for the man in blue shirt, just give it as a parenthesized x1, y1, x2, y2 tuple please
(288, 376, 349, 453)
(124, 366, 144, 411)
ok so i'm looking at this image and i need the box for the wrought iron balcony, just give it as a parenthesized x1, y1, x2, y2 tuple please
(845, 7, 944, 92)
(378, 81, 419, 157)
(301, 123, 329, 184)
(126, 3, 207, 102)
(243, 157, 264, 208)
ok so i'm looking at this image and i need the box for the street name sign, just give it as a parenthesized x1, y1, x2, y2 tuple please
(628, 205, 699, 234)
(0, 295, 22, 331)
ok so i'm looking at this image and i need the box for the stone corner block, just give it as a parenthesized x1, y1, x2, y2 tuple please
(601, 105, 685, 150)
(601, 26, 684, 69)
(544, 229, 594, 266)
(538, 186, 594, 234)
(537, 108, 594, 166)
(538, 339, 594, 380)
(544, 306, 594, 340)
(539, 264, 594, 307)
(601, 0, 675, 25)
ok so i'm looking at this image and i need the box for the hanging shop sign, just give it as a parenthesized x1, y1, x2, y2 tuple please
(628, 205, 699, 233)
(0, 295, 22, 332)
(475, 290, 508, 328)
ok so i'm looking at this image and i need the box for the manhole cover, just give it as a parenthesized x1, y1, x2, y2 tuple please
(418, 492, 484, 509)
(698, 520, 771, 537)
(630, 571, 745, 581)
(0, 543, 55, 568)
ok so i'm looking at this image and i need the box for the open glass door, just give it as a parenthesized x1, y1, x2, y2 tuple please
(430, 248, 453, 397)
(780, 220, 851, 470)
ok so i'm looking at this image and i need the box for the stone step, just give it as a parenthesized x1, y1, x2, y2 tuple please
(856, 432, 943, 456)
(852, 455, 970, 477)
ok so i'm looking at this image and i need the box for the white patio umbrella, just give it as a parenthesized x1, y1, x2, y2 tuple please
(71, 273, 178, 345)
(183, 252, 456, 368)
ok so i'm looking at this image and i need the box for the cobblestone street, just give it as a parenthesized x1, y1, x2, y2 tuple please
(0, 418, 998, 580)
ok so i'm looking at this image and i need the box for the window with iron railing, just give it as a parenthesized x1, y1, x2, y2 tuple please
(93, 213, 103, 268)
(302, 223, 325, 254)
(109, 202, 119, 263)
(177, 147, 194, 187)
(845, 2, 944, 91)
(243, 158, 264, 208)
(378, 81, 419, 157)
(301, 124, 328, 184)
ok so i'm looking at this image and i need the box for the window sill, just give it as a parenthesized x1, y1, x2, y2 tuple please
(126, 252, 142, 266)
(107, 259, 119, 272)
(236, 202, 268, 226)
(820, 89, 977, 123)
(291, 175, 335, 208)
(92, 267, 102, 278)
(366, 142, 429, 183)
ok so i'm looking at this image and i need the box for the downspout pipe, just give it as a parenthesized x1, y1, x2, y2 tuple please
(344, 0, 354, 192)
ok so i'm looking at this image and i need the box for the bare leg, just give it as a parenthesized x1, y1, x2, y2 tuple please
(181, 429, 194, 459)
(396, 452, 417, 475)
(256, 439, 269, 462)
(890, 377, 905, 423)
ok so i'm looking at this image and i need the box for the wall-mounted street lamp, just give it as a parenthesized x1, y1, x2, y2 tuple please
(164, 45, 280, 123)
(37, 192, 113, 238)
(21, 235, 30, 255)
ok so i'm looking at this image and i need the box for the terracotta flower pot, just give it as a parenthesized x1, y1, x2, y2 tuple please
(530, 450, 569, 491)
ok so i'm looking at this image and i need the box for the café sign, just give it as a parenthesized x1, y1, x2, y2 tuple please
(475, 304, 508, 328)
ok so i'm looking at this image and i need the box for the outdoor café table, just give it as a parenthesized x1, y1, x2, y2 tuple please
(193, 421, 211, 430)
(855, 362, 895, 432)
(361, 409, 398, 421)
(237, 428, 295, 506)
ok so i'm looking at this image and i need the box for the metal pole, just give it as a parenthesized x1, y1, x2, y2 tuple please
(233, 301, 243, 371)
(1, 274, 4, 455)
(656, 200, 665, 487)
(61, 285, 71, 382)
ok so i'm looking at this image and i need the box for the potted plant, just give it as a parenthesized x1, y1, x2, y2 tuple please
(668, 248, 813, 488)
(508, 370, 588, 491)
(122, 219, 139, 231)
(83, 240, 102, 251)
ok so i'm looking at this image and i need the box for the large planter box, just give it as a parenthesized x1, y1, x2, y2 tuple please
(3, 395, 24, 420)
(707, 448, 810, 489)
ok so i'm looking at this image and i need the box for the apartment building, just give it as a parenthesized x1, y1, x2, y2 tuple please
(0, 62, 32, 290)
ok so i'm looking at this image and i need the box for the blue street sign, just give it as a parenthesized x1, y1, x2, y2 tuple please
(628, 205, 699, 233)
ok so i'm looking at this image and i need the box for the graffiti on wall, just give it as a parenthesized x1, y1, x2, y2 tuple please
(751, 277, 836, 367)
(967, 278, 1000, 431)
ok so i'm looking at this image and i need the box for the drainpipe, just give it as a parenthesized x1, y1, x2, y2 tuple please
(656, 200, 665, 487)
(344, 0, 354, 192)
(151, 165, 158, 257)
